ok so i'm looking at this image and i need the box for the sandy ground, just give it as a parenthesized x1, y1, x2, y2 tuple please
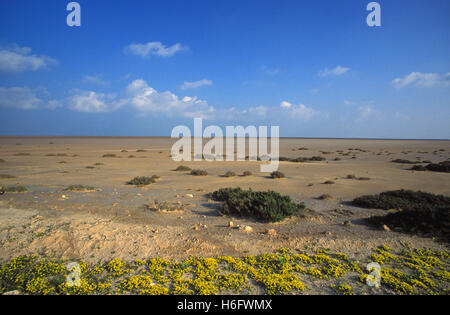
(0, 137, 449, 264)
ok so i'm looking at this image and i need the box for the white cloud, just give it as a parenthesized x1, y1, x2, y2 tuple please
(318, 66, 350, 77)
(356, 105, 375, 122)
(68, 90, 118, 113)
(281, 101, 316, 121)
(124, 42, 187, 58)
(392, 72, 450, 88)
(280, 101, 292, 109)
(125, 79, 215, 118)
(181, 79, 213, 90)
(83, 75, 109, 86)
(0, 44, 56, 73)
(0, 86, 42, 109)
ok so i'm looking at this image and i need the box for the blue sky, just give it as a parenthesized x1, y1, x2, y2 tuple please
(0, 0, 449, 138)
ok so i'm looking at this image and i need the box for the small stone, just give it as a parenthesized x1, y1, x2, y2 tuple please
(383, 225, 391, 231)
(185, 194, 194, 198)
(244, 226, 253, 233)
(228, 221, 235, 228)
(266, 229, 277, 236)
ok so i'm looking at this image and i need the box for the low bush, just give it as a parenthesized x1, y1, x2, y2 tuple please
(392, 159, 422, 164)
(4, 185, 27, 193)
(174, 165, 191, 172)
(102, 154, 117, 158)
(191, 169, 208, 176)
(243, 171, 253, 176)
(290, 156, 326, 163)
(354, 190, 450, 241)
(126, 176, 156, 186)
(223, 171, 236, 177)
(210, 187, 308, 222)
(64, 185, 95, 192)
(270, 171, 285, 179)
(425, 161, 450, 173)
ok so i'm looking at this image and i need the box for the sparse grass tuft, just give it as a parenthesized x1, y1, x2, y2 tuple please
(102, 154, 117, 158)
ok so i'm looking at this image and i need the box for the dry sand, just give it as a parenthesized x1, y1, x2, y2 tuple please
(0, 137, 449, 264)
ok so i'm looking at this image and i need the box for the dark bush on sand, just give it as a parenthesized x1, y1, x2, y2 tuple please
(126, 176, 156, 186)
(174, 165, 191, 171)
(425, 161, 450, 173)
(270, 171, 285, 179)
(190, 169, 208, 176)
(352, 190, 450, 241)
(210, 187, 308, 222)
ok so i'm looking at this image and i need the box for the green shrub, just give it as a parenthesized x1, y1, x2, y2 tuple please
(191, 169, 208, 176)
(290, 156, 325, 163)
(352, 190, 450, 211)
(243, 171, 253, 176)
(126, 176, 156, 186)
(223, 171, 236, 177)
(356, 190, 450, 241)
(270, 171, 285, 179)
(210, 187, 308, 222)
(64, 185, 95, 192)
(425, 161, 450, 173)
(4, 186, 27, 193)
(392, 159, 421, 164)
(174, 165, 191, 171)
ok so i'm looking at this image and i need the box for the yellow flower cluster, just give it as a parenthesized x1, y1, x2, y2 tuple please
(1, 246, 448, 295)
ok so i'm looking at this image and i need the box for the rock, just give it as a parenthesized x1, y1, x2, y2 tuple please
(243, 226, 253, 233)
(185, 194, 194, 198)
(383, 225, 391, 231)
(3, 290, 20, 295)
(266, 229, 277, 236)
(228, 221, 235, 228)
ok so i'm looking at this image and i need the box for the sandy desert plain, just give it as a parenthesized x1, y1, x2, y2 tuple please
(0, 136, 449, 295)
